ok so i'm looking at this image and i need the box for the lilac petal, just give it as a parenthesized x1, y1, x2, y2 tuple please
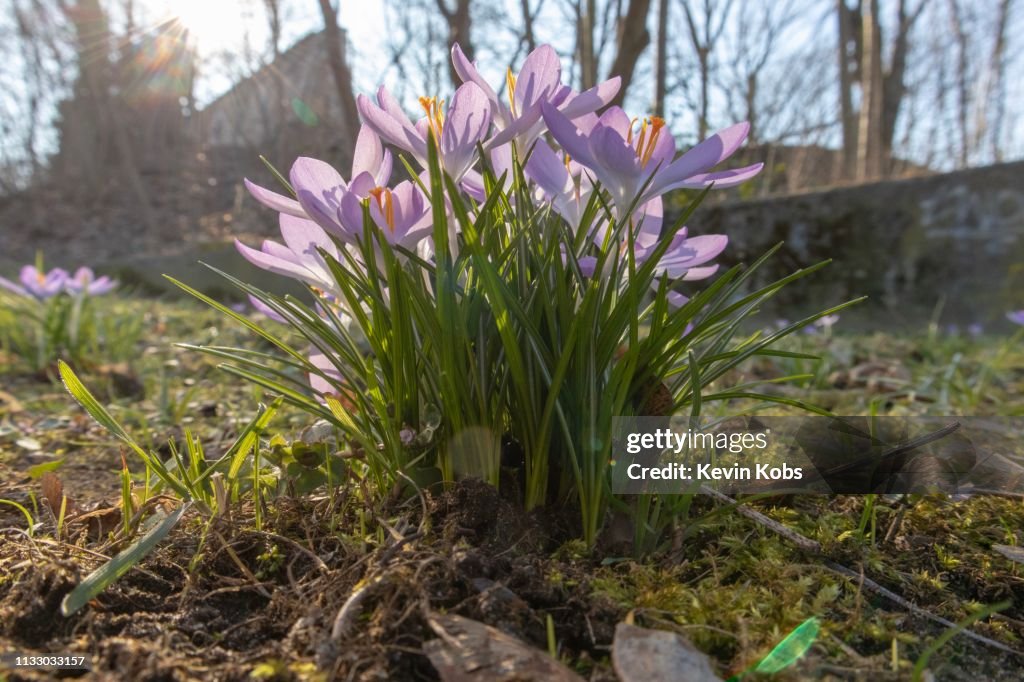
(235, 239, 312, 282)
(87, 276, 117, 295)
(279, 214, 339, 261)
(375, 149, 393, 188)
(485, 105, 543, 149)
(658, 235, 729, 277)
(596, 106, 632, 138)
(348, 171, 378, 198)
(248, 294, 287, 323)
(351, 125, 384, 178)
(559, 76, 622, 119)
(515, 44, 561, 111)
(308, 351, 343, 396)
(290, 157, 348, 236)
(357, 93, 427, 160)
(441, 82, 491, 179)
(673, 163, 764, 190)
(1006, 311, 1024, 326)
(525, 139, 570, 198)
(460, 171, 487, 201)
(0, 275, 28, 297)
(680, 264, 719, 281)
(19, 265, 41, 291)
(653, 122, 751, 193)
(244, 178, 306, 218)
(338, 191, 367, 236)
(541, 102, 598, 169)
(589, 125, 642, 196)
(451, 43, 501, 110)
(633, 197, 663, 247)
(577, 256, 598, 277)
(666, 291, 689, 307)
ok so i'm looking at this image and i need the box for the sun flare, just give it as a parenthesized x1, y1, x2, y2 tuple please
(168, 0, 243, 52)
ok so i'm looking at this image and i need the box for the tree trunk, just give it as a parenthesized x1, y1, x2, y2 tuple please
(856, 0, 883, 180)
(652, 0, 668, 116)
(436, 0, 473, 88)
(519, 0, 536, 52)
(317, 0, 361, 144)
(577, 0, 598, 90)
(837, 0, 858, 179)
(607, 0, 651, 107)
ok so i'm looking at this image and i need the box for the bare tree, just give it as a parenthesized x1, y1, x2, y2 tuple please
(835, 0, 926, 179)
(435, 0, 473, 87)
(652, 0, 668, 116)
(606, 0, 652, 107)
(316, 0, 360, 143)
(680, 0, 733, 139)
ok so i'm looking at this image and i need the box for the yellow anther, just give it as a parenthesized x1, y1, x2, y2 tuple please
(418, 96, 445, 141)
(506, 67, 518, 116)
(634, 116, 666, 167)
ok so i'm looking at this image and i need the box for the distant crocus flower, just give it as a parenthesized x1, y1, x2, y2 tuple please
(64, 267, 117, 296)
(235, 215, 344, 295)
(1006, 311, 1024, 326)
(243, 125, 392, 223)
(451, 43, 620, 151)
(542, 104, 762, 216)
(357, 82, 491, 182)
(817, 314, 840, 329)
(0, 266, 68, 299)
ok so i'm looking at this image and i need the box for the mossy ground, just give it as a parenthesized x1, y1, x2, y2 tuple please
(1, 297, 1022, 680)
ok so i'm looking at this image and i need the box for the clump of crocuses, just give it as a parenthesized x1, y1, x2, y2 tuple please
(0, 263, 126, 373)
(186, 43, 847, 550)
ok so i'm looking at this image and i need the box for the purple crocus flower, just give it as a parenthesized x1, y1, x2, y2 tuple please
(0, 266, 68, 299)
(243, 124, 392, 226)
(357, 82, 492, 182)
(451, 43, 620, 151)
(235, 215, 344, 295)
(64, 267, 117, 296)
(542, 104, 762, 215)
(1006, 311, 1024, 326)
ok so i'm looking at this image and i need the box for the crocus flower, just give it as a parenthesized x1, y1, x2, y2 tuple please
(451, 43, 620, 151)
(244, 124, 392, 226)
(64, 267, 117, 296)
(1007, 311, 1024, 326)
(235, 215, 344, 295)
(542, 104, 762, 215)
(357, 82, 491, 182)
(0, 266, 68, 299)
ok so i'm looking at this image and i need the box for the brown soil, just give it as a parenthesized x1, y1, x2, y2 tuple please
(0, 480, 627, 681)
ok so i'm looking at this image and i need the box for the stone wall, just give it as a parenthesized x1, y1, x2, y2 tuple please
(685, 161, 1024, 327)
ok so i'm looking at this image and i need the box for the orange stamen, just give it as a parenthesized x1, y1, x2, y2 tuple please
(368, 187, 396, 232)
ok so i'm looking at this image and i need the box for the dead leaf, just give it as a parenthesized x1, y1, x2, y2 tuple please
(424, 612, 583, 682)
(612, 623, 722, 682)
(40, 472, 75, 516)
